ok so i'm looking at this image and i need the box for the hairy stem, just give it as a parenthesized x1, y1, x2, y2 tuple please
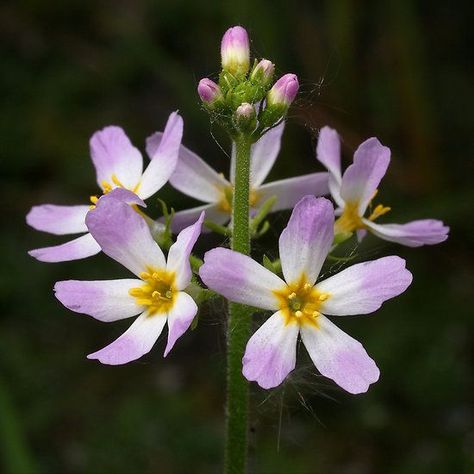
(225, 135, 252, 474)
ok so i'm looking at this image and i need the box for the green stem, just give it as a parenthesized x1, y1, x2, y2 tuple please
(225, 134, 252, 474)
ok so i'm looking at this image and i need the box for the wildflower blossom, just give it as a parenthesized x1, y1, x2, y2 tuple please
(317, 126, 449, 246)
(54, 190, 203, 365)
(149, 122, 329, 232)
(26, 112, 183, 262)
(200, 196, 413, 393)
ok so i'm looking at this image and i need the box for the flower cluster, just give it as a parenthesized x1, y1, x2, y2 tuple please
(27, 25, 449, 398)
(197, 25, 300, 137)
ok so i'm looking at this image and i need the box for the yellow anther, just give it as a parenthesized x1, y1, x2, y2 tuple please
(312, 311, 320, 318)
(111, 174, 125, 188)
(303, 283, 312, 290)
(101, 180, 113, 193)
(128, 288, 144, 297)
(151, 291, 161, 299)
(89, 195, 99, 204)
(139, 272, 151, 280)
(288, 292, 297, 299)
(152, 272, 160, 280)
(136, 298, 153, 306)
(318, 293, 329, 302)
(295, 310, 303, 318)
(368, 204, 391, 221)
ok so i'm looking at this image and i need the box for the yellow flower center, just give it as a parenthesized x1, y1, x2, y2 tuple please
(128, 268, 176, 316)
(273, 274, 330, 328)
(334, 190, 391, 234)
(217, 185, 260, 214)
(89, 174, 141, 209)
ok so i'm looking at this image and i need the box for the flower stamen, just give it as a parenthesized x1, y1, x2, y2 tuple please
(130, 268, 176, 315)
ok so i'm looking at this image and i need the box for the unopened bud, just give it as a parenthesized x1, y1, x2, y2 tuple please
(267, 73, 299, 107)
(235, 102, 257, 132)
(198, 78, 222, 105)
(221, 26, 250, 76)
(250, 59, 275, 86)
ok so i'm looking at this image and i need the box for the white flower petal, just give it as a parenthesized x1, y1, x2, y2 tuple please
(316, 256, 412, 315)
(199, 248, 285, 311)
(279, 196, 334, 286)
(164, 291, 198, 356)
(54, 279, 143, 322)
(87, 311, 167, 365)
(301, 315, 380, 394)
(242, 311, 298, 389)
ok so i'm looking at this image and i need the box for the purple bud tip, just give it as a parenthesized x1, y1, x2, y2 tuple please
(236, 102, 255, 118)
(253, 59, 274, 78)
(268, 73, 299, 106)
(198, 78, 221, 103)
(220, 26, 250, 75)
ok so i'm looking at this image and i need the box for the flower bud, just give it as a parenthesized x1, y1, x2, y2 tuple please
(250, 59, 275, 86)
(235, 102, 257, 132)
(197, 78, 222, 105)
(221, 26, 250, 76)
(267, 73, 299, 107)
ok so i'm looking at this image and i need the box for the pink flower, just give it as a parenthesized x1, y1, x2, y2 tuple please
(54, 191, 204, 365)
(200, 196, 413, 394)
(316, 126, 449, 246)
(26, 112, 183, 262)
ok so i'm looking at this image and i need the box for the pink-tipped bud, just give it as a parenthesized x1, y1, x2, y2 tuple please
(235, 102, 255, 119)
(267, 73, 299, 107)
(250, 59, 275, 85)
(198, 78, 222, 104)
(221, 26, 250, 76)
(235, 102, 256, 132)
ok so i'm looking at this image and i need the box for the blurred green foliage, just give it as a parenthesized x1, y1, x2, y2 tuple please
(1, 0, 473, 473)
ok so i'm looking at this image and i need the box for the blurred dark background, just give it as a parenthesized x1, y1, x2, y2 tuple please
(1, 0, 473, 473)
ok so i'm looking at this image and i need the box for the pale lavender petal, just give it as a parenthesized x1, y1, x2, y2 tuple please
(54, 279, 143, 322)
(168, 203, 229, 233)
(28, 233, 101, 262)
(256, 173, 329, 212)
(86, 194, 165, 276)
(316, 126, 342, 181)
(104, 188, 145, 206)
(26, 204, 89, 235)
(249, 121, 285, 187)
(242, 311, 298, 389)
(316, 126, 345, 207)
(356, 228, 367, 242)
(138, 112, 183, 199)
(169, 142, 230, 203)
(90, 126, 143, 191)
(340, 138, 390, 215)
(167, 212, 204, 290)
(363, 218, 449, 247)
(164, 291, 198, 357)
(87, 311, 167, 365)
(199, 248, 284, 310)
(145, 131, 163, 159)
(301, 315, 380, 394)
(279, 196, 334, 286)
(316, 256, 412, 315)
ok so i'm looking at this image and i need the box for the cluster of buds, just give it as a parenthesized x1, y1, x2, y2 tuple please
(197, 26, 299, 137)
